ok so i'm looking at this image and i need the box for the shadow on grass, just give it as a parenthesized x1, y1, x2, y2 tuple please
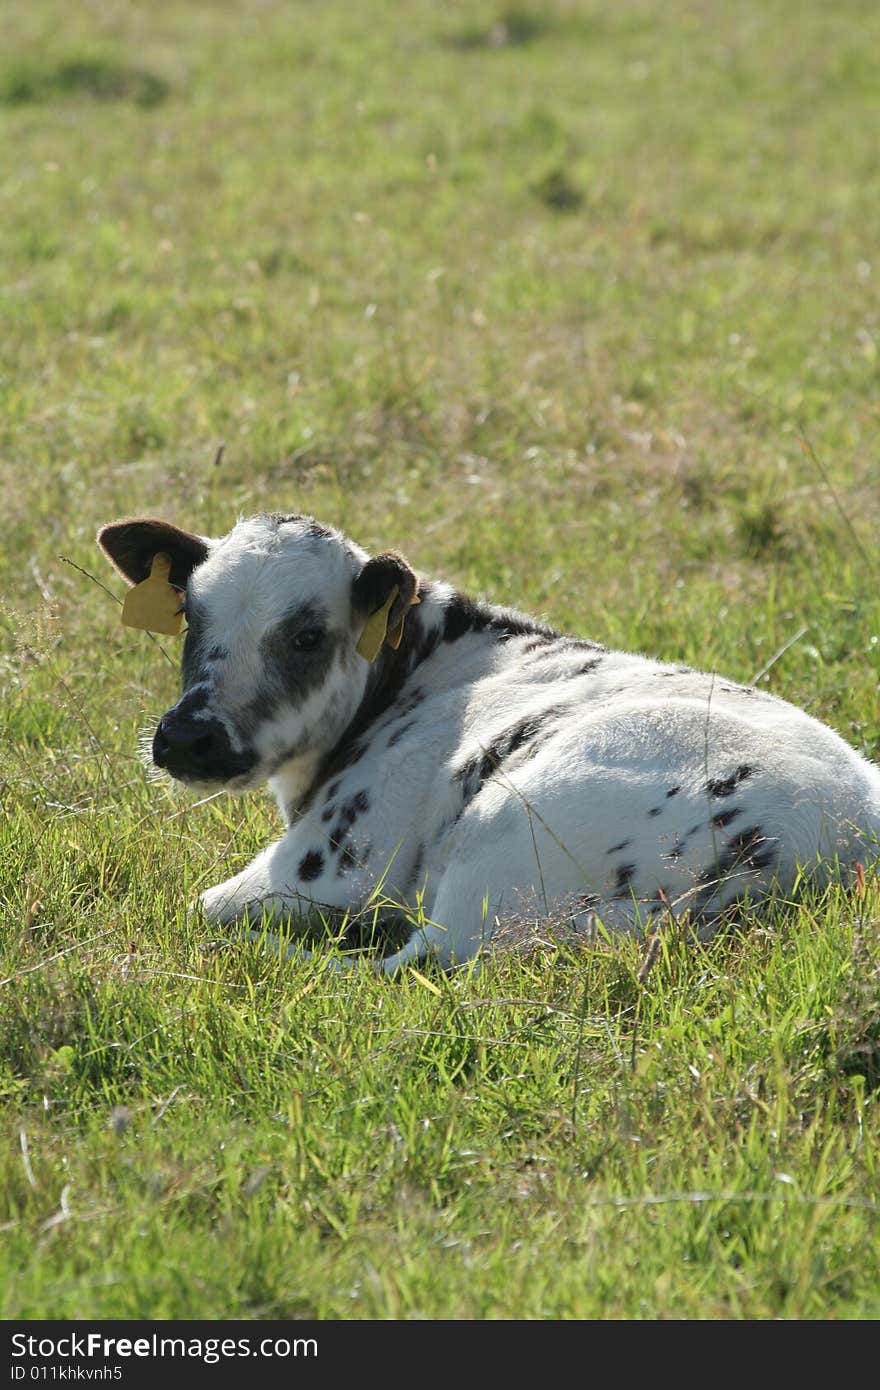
(443, 6, 550, 51)
(1, 55, 170, 108)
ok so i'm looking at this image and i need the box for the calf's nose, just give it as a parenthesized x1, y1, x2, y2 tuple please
(153, 710, 223, 776)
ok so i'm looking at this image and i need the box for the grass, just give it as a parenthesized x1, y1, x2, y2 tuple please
(1, 0, 879, 1320)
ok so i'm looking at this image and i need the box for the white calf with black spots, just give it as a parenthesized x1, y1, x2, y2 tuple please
(98, 512, 880, 973)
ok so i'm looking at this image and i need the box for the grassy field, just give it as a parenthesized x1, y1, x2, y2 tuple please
(2, 0, 880, 1320)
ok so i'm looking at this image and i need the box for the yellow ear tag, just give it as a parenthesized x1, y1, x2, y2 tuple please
(386, 593, 421, 651)
(121, 552, 184, 636)
(356, 584, 399, 662)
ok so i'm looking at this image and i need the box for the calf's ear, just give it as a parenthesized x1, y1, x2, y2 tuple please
(351, 551, 420, 660)
(96, 517, 211, 591)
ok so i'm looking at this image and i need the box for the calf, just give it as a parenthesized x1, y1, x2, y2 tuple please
(98, 511, 880, 973)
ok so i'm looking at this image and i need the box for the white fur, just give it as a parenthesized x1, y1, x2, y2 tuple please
(152, 514, 880, 973)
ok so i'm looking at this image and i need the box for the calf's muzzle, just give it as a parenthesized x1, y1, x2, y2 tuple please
(153, 703, 255, 783)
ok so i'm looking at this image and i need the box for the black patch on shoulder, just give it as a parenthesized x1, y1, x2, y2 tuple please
(442, 595, 493, 643)
(304, 599, 440, 806)
(607, 838, 632, 855)
(707, 764, 753, 799)
(441, 593, 561, 645)
(302, 585, 587, 814)
(298, 850, 324, 882)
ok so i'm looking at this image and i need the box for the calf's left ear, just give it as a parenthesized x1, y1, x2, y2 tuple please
(97, 517, 211, 591)
(97, 517, 214, 637)
(352, 551, 420, 661)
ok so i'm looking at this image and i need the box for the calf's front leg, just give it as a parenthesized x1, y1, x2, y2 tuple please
(199, 836, 339, 932)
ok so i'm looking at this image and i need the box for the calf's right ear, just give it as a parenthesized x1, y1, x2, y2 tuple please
(351, 551, 420, 661)
(96, 517, 211, 591)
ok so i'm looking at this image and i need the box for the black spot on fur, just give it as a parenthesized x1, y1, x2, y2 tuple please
(180, 606, 207, 691)
(442, 595, 493, 643)
(541, 651, 605, 677)
(442, 594, 560, 645)
(254, 601, 337, 714)
(206, 644, 228, 662)
(240, 604, 343, 742)
(329, 790, 370, 846)
(301, 587, 585, 815)
(410, 844, 425, 886)
(321, 804, 335, 823)
(648, 806, 662, 818)
(607, 838, 632, 855)
(304, 599, 439, 806)
(336, 842, 358, 876)
(694, 824, 777, 909)
(712, 807, 741, 829)
(732, 826, 776, 873)
(720, 682, 763, 698)
(614, 863, 636, 895)
(666, 786, 680, 799)
(298, 850, 324, 882)
(260, 511, 335, 540)
(707, 764, 754, 799)
(388, 719, 416, 748)
(454, 707, 565, 804)
(397, 686, 425, 716)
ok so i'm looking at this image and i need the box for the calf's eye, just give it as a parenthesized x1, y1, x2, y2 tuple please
(293, 628, 323, 652)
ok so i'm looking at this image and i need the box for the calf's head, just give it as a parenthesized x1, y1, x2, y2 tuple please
(98, 513, 418, 791)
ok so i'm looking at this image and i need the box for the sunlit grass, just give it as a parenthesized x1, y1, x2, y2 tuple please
(1, 0, 879, 1320)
